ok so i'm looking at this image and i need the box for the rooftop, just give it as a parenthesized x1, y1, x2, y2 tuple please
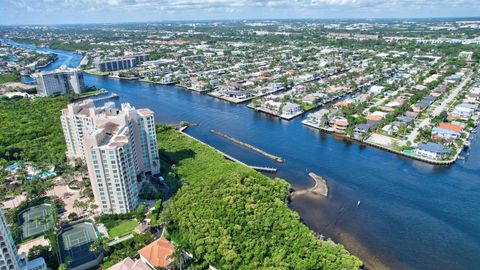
(108, 257, 151, 270)
(138, 236, 175, 268)
(416, 142, 450, 154)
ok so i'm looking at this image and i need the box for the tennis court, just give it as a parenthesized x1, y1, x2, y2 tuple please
(17, 203, 53, 239)
(58, 222, 99, 269)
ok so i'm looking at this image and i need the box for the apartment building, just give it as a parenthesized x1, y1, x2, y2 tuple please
(0, 208, 21, 270)
(94, 54, 149, 72)
(32, 65, 85, 96)
(61, 100, 160, 213)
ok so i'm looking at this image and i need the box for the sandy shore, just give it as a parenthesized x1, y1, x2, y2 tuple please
(291, 172, 328, 198)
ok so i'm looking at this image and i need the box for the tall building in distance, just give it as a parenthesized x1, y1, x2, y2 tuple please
(94, 54, 149, 72)
(60, 100, 160, 213)
(0, 208, 21, 270)
(32, 65, 85, 96)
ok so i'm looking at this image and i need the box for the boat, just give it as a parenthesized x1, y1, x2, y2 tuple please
(357, 201, 361, 207)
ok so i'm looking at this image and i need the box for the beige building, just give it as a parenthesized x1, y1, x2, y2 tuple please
(61, 100, 160, 213)
(32, 65, 85, 97)
(0, 208, 21, 270)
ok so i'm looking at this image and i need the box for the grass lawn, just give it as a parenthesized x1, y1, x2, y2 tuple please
(84, 69, 110, 76)
(108, 220, 139, 238)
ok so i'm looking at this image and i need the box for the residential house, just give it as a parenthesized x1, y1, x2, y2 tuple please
(330, 117, 349, 134)
(415, 142, 450, 160)
(449, 103, 478, 120)
(282, 102, 301, 116)
(225, 90, 251, 100)
(369, 85, 385, 96)
(108, 257, 152, 270)
(431, 127, 460, 142)
(263, 100, 282, 113)
(138, 236, 175, 269)
(354, 121, 377, 137)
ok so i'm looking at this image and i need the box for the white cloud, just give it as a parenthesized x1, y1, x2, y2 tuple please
(8, 0, 479, 12)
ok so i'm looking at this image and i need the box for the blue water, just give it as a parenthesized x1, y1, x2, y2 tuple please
(6, 39, 480, 270)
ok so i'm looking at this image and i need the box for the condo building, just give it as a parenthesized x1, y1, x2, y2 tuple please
(94, 54, 149, 72)
(0, 208, 21, 270)
(60, 100, 160, 213)
(32, 65, 85, 96)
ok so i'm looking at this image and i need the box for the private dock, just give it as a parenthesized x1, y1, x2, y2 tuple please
(211, 129, 284, 163)
(91, 93, 119, 102)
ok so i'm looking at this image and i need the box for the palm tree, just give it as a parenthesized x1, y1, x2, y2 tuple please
(89, 237, 110, 254)
(73, 200, 81, 214)
(58, 256, 72, 270)
(169, 248, 185, 270)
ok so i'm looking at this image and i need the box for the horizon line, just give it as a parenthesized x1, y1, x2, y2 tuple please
(1, 15, 480, 27)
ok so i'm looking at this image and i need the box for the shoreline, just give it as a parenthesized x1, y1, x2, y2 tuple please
(302, 120, 462, 166)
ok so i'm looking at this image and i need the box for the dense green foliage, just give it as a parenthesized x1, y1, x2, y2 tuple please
(0, 96, 69, 163)
(101, 232, 153, 269)
(0, 72, 20, 84)
(157, 125, 361, 270)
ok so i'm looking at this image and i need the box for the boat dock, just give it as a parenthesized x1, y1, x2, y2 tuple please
(91, 93, 119, 102)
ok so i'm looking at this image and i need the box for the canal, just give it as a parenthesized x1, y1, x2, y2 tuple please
(7, 40, 480, 270)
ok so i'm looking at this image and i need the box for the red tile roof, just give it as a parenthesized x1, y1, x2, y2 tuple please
(138, 236, 175, 268)
(437, 123, 463, 133)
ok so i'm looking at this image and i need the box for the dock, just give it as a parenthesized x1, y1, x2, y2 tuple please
(91, 93, 119, 102)
(211, 129, 283, 163)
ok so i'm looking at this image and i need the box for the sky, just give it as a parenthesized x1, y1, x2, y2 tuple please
(0, 0, 479, 25)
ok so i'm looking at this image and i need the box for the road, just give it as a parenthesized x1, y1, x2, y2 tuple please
(407, 76, 470, 143)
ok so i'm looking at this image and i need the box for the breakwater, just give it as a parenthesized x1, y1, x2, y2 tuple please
(211, 129, 284, 163)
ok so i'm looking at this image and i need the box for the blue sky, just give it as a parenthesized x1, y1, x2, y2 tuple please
(1, 0, 479, 25)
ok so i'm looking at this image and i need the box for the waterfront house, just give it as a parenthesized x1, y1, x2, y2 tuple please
(160, 76, 174, 84)
(190, 79, 209, 91)
(307, 109, 330, 126)
(225, 90, 251, 100)
(263, 100, 282, 114)
(414, 142, 450, 160)
(282, 102, 302, 116)
(353, 121, 377, 137)
(330, 117, 349, 134)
